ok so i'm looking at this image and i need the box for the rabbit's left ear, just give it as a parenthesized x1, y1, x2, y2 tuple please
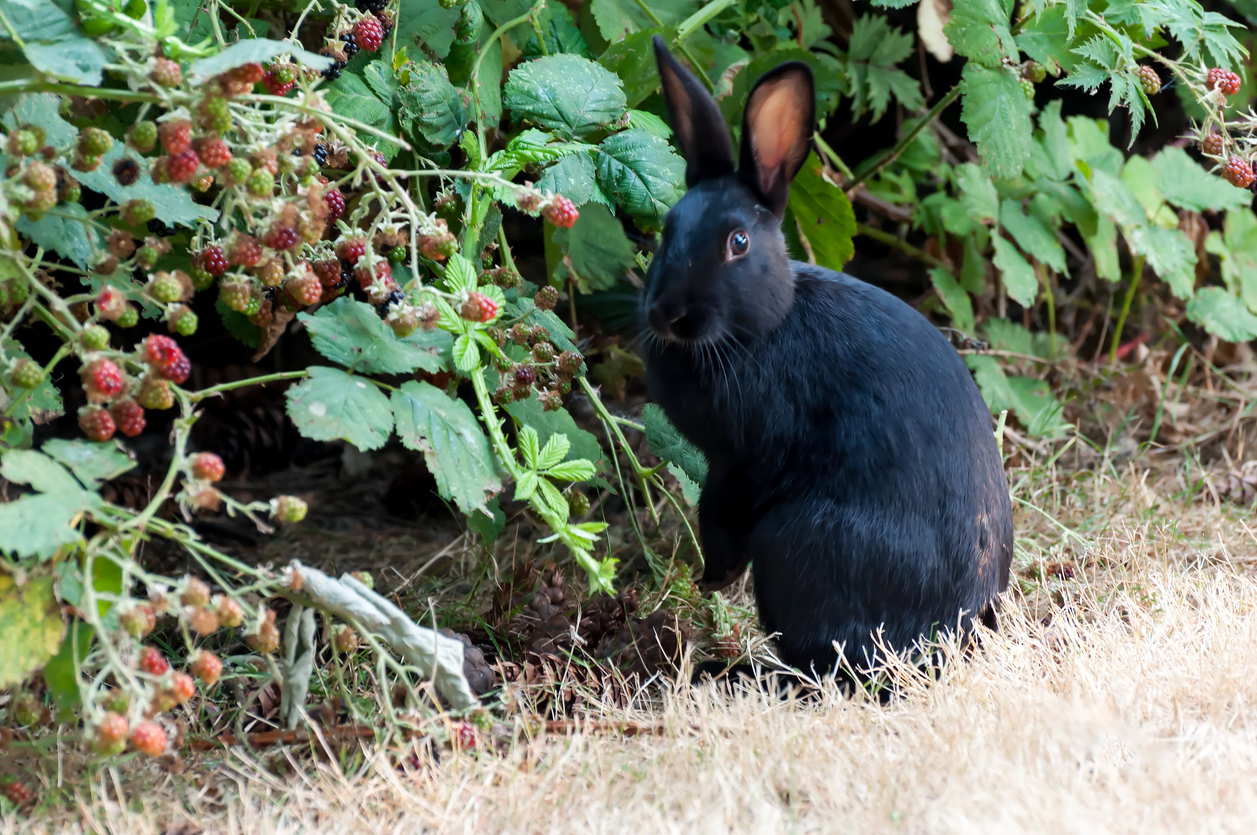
(737, 63, 815, 217)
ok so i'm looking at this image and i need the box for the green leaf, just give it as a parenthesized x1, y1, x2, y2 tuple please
(788, 152, 856, 270)
(326, 70, 392, 132)
(215, 298, 262, 349)
(40, 439, 134, 487)
(593, 129, 685, 225)
(525, 6, 591, 58)
(992, 235, 1038, 308)
(505, 54, 627, 140)
(0, 573, 64, 688)
(955, 163, 999, 225)
(505, 397, 604, 470)
(845, 15, 925, 121)
(537, 152, 610, 208)
(1186, 287, 1257, 343)
(396, 0, 463, 58)
(43, 621, 91, 711)
(300, 298, 444, 375)
(589, 0, 696, 42)
(515, 470, 539, 502)
(624, 109, 671, 138)
(965, 354, 1068, 437)
(1151, 147, 1253, 213)
(518, 425, 541, 469)
(552, 202, 637, 293)
(397, 60, 470, 149)
(1015, 6, 1074, 74)
(547, 459, 597, 482)
(0, 492, 93, 559)
(1086, 169, 1148, 229)
(467, 497, 505, 541)
(452, 333, 480, 372)
(391, 381, 502, 516)
(285, 367, 394, 451)
(999, 200, 1066, 272)
(1, 449, 79, 494)
(1206, 210, 1257, 308)
(960, 63, 1033, 180)
(1126, 226, 1197, 298)
(930, 268, 976, 336)
(0, 0, 107, 85)
(944, 0, 1017, 67)
(188, 38, 332, 79)
(600, 27, 673, 107)
(642, 403, 707, 486)
(536, 433, 572, 471)
(15, 204, 99, 269)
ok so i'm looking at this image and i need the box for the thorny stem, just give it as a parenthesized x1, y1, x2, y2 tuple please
(190, 370, 310, 402)
(855, 222, 957, 274)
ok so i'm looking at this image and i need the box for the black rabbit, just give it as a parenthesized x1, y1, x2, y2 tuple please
(643, 37, 1013, 678)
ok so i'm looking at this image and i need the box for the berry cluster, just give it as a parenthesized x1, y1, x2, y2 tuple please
(489, 322, 582, 409)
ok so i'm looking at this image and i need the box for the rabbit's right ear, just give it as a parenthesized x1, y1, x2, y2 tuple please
(653, 36, 735, 187)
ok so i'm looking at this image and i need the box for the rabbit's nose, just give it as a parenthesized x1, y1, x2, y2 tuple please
(648, 300, 687, 337)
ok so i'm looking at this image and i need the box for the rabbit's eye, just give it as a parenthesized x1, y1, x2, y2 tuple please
(727, 230, 750, 261)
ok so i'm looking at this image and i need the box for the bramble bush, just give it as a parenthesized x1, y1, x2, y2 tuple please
(0, 0, 1253, 786)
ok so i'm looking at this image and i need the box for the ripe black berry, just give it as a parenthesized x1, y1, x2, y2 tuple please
(313, 143, 329, 166)
(376, 289, 405, 316)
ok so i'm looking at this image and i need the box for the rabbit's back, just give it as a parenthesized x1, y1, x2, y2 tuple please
(647, 264, 1012, 670)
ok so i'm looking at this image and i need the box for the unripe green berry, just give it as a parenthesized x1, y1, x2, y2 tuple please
(1020, 78, 1035, 100)
(81, 324, 110, 351)
(136, 245, 159, 269)
(568, 491, 590, 516)
(116, 306, 139, 328)
(79, 127, 113, 157)
(9, 358, 44, 389)
(149, 273, 182, 303)
(10, 129, 38, 156)
(245, 168, 274, 197)
(124, 199, 156, 226)
(226, 157, 252, 184)
(388, 245, 407, 263)
(128, 120, 158, 152)
(171, 307, 198, 336)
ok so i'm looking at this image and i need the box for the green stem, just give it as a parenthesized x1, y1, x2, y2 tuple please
(632, 0, 715, 93)
(855, 222, 956, 274)
(190, 370, 309, 402)
(1108, 254, 1144, 366)
(846, 84, 962, 191)
(813, 133, 854, 179)
(242, 94, 411, 149)
(0, 79, 161, 103)
(1041, 266, 1057, 360)
(470, 368, 523, 481)
(578, 377, 658, 523)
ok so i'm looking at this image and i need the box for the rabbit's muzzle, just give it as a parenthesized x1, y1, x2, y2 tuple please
(647, 297, 708, 342)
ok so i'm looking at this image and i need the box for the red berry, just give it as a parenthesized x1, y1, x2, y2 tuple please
(166, 149, 200, 183)
(1224, 157, 1254, 188)
(287, 268, 323, 307)
(200, 245, 229, 277)
(130, 721, 167, 756)
(151, 57, 182, 88)
(312, 259, 343, 287)
(324, 187, 345, 221)
(336, 237, 367, 265)
(157, 353, 191, 384)
(109, 398, 146, 437)
(450, 719, 477, 750)
(159, 120, 192, 155)
(514, 364, 537, 387)
(93, 711, 129, 755)
(191, 452, 225, 482)
(1207, 68, 1242, 97)
(142, 334, 180, 366)
(4, 781, 32, 806)
(229, 62, 265, 85)
(83, 358, 125, 401)
(460, 292, 499, 323)
(264, 224, 299, 251)
(355, 258, 393, 288)
(167, 672, 196, 705)
(190, 650, 223, 686)
(1136, 65, 1161, 96)
(1202, 133, 1226, 157)
(229, 234, 263, 267)
(96, 286, 126, 320)
(120, 604, 156, 638)
(193, 136, 232, 168)
(542, 194, 578, 228)
(138, 645, 169, 676)
(354, 16, 385, 52)
(79, 406, 116, 442)
(261, 70, 295, 97)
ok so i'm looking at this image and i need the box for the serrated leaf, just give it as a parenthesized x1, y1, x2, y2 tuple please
(999, 200, 1066, 272)
(1015, 6, 1074, 74)
(505, 397, 604, 470)
(930, 268, 976, 336)
(397, 60, 470, 149)
(601, 28, 674, 107)
(0, 492, 93, 559)
(518, 425, 541, 469)
(15, 204, 99, 269)
(624, 109, 670, 138)
(41, 438, 134, 487)
(215, 298, 263, 349)
(546, 459, 596, 482)
(535, 477, 571, 518)
(525, 6, 590, 58)
(537, 434, 572, 471)
(537, 152, 610, 208)
(846, 16, 924, 121)
(0, 573, 64, 688)
(960, 63, 1033, 180)
(285, 367, 393, 451)
(299, 298, 443, 375)
(467, 498, 505, 541)
(589, 0, 696, 42)
(1206, 210, 1257, 307)
(452, 333, 480, 371)
(1126, 226, 1196, 298)
(1, 450, 80, 494)
(326, 70, 392, 131)
(992, 235, 1038, 307)
(955, 163, 1000, 224)
(1186, 287, 1257, 343)
(396, 0, 462, 59)
(1151, 147, 1253, 213)
(944, 0, 1017, 67)
(363, 58, 400, 104)
(0, 0, 107, 85)
(788, 152, 856, 270)
(965, 354, 1068, 436)
(515, 470, 539, 502)
(593, 129, 684, 225)
(1086, 169, 1147, 229)
(505, 54, 627, 140)
(391, 381, 502, 515)
(642, 403, 707, 486)
(552, 202, 637, 293)
(188, 37, 332, 79)
(443, 252, 479, 293)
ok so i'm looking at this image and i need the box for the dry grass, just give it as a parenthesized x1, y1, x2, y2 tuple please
(11, 457, 1257, 834)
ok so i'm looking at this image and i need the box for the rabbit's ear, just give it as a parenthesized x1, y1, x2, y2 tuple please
(653, 35, 735, 187)
(737, 62, 815, 217)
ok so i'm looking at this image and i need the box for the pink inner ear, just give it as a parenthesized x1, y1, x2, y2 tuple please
(748, 77, 807, 193)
